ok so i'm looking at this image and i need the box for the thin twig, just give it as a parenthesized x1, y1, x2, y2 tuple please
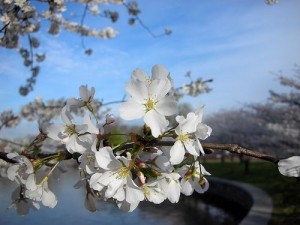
(80, 3, 89, 49)
(122, 2, 165, 38)
(0, 23, 10, 33)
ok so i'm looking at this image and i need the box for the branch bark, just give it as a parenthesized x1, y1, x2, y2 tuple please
(0, 141, 279, 164)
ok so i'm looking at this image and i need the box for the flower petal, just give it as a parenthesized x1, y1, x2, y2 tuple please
(196, 124, 212, 140)
(151, 64, 169, 80)
(148, 78, 171, 100)
(169, 140, 185, 165)
(95, 147, 122, 170)
(131, 68, 148, 82)
(181, 179, 194, 196)
(46, 124, 66, 141)
(119, 99, 144, 120)
(155, 96, 177, 116)
(125, 80, 148, 103)
(144, 110, 169, 138)
(184, 139, 199, 156)
(278, 156, 300, 177)
(125, 177, 144, 204)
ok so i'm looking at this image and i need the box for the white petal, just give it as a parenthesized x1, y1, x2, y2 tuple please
(199, 163, 211, 176)
(148, 78, 171, 100)
(167, 180, 181, 203)
(117, 200, 139, 212)
(144, 110, 169, 138)
(66, 135, 87, 154)
(6, 152, 18, 159)
(155, 96, 177, 116)
(194, 177, 209, 194)
(79, 85, 89, 101)
(125, 80, 148, 103)
(184, 139, 199, 156)
(106, 177, 125, 198)
(181, 179, 194, 196)
(113, 186, 125, 201)
(196, 139, 205, 155)
(151, 64, 169, 80)
(61, 106, 73, 125)
(125, 177, 144, 204)
(145, 184, 166, 204)
(196, 105, 205, 123)
(25, 174, 37, 191)
(175, 115, 185, 124)
(278, 156, 300, 177)
(42, 184, 57, 208)
(155, 155, 174, 172)
(131, 68, 148, 82)
(46, 124, 66, 141)
(95, 147, 122, 170)
(67, 98, 84, 108)
(7, 165, 19, 181)
(119, 99, 144, 120)
(83, 114, 99, 134)
(169, 141, 185, 165)
(196, 124, 212, 140)
(181, 112, 198, 133)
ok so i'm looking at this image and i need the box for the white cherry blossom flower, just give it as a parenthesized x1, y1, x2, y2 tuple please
(25, 174, 57, 208)
(6, 152, 33, 184)
(46, 107, 97, 153)
(170, 112, 199, 165)
(179, 161, 210, 196)
(169, 107, 212, 165)
(195, 106, 212, 155)
(131, 64, 172, 86)
(89, 147, 143, 207)
(116, 177, 144, 212)
(142, 181, 166, 204)
(119, 65, 177, 138)
(278, 156, 300, 177)
(67, 85, 95, 113)
(157, 172, 181, 203)
(78, 139, 100, 174)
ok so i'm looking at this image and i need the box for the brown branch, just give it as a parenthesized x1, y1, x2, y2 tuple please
(1, 138, 279, 165)
(0, 152, 18, 163)
(156, 141, 279, 164)
(0, 149, 73, 164)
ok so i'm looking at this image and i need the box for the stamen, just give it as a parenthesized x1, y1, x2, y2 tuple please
(116, 167, 130, 179)
(64, 125, 77, 136)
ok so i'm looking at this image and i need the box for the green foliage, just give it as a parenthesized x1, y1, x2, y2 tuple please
(204, 161, 300, 225)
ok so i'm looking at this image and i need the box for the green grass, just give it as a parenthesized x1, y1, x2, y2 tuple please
(204, 160, 300, 225)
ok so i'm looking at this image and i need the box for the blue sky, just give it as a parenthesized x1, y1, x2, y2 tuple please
(1, 0, 300, 137)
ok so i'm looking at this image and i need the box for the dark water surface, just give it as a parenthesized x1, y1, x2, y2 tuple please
(0, 169, 238, 225)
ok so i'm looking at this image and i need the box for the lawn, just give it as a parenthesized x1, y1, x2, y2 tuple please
(203, 160, 300, 225)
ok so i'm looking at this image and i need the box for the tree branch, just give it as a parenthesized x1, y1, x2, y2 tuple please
(156, 141, 279, 164)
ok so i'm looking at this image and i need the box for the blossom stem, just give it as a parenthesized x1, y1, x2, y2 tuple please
(38, 161, 59, 185)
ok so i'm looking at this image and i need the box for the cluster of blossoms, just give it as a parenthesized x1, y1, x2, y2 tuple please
(0, 64, 213, 214)
(1, 0, 172, 95)
(1, 64, 300, 215)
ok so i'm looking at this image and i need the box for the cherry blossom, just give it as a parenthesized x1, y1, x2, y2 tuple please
(46, 107, 97, 153)
(25, 174, 57, 208)
(6, 153, 33, 184)
(119, 64, 177, 137)
(179, 161, 210, 196)
(169, 107, 211, 165)
(278, 156, 300, 177)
